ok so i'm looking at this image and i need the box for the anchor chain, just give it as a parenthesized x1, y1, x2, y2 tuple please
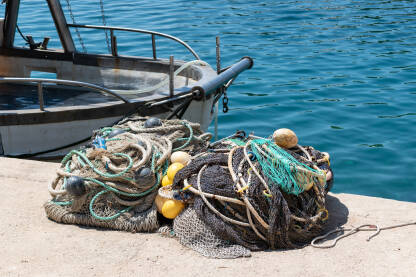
(99, 0, 111, 53)
(222, 89, 229, 113)
(64, 0, 86, 52)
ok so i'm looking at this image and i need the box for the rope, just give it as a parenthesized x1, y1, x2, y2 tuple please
(311, 221, 416, 248)
(173, 122, 194, 151)
(171, 133, 333, 250)
(228, 146, 270, 230)
(47, 118, 209, 226)
(88, 173, 161, 221)
(62, 150, 133, 178)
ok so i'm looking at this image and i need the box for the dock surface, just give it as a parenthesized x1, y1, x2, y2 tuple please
(0, 157, 415, 277)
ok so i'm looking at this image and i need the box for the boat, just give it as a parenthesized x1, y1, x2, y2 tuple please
(0, 0, 253, 158)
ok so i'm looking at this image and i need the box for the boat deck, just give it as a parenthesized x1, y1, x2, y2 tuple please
(0, 157, 415, 276)
(0, 83, 116, 110)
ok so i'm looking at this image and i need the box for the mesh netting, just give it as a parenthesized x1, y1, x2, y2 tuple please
(173, 205, 251, 258)
(250, 139, 325, 195)
(171, 133, 333, 254)
(44, 119, 334, 259)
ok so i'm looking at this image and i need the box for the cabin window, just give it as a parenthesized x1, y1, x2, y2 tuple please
(30, 71, 57, 79)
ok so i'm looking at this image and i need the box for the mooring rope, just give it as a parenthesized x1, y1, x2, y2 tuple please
(311, 221, 416, 248)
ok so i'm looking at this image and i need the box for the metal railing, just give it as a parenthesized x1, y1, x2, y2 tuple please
(67, 24, 201, 60)
(0, 77, 130, 111)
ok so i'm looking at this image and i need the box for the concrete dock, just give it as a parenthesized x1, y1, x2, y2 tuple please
(0, 157, 415, 277)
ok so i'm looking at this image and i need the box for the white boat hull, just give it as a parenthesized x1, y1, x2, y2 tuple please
(0, 97, 214, 158)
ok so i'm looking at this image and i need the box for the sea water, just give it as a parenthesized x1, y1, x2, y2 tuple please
(3, 0, 416, 202)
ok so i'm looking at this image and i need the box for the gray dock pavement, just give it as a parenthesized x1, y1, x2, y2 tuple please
(0, 157, 415, 277)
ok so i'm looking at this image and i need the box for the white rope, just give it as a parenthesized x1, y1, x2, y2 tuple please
(311, 222, 416, 248)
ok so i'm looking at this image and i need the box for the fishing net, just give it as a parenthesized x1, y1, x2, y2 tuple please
(173, 205, 251, 258)
(44, 118, 334, 259)
(170, 132, 333, 258)
(44, 117, 210, 232)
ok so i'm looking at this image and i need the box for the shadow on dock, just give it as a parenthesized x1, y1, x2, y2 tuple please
(324, 194, 349, 231)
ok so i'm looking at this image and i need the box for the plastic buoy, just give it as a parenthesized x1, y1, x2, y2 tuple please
(161, 175, 172, 187)
(273, 128, 298, 149)
(155, 194, 185, 219)
(167, 162, 184, 181)
(155, 194, 165, 213)
(66, 176, 86, 197)
(107, 129, 125, 138)
(134, 166, 156, 186)
(161, 199, 185, 219)
(170, 151, 191, 166)
(144, 117, 162, 128)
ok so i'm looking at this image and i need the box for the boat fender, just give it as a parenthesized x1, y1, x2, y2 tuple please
(144, 117, 162, 128)
(134, 166, 156, 186)
(107, 129, 125, 138)
(66, 176, 87, 197)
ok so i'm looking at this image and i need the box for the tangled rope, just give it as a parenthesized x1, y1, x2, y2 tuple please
(172, 133, 333, 253)
(45, 117, 211, 232)
(44, 119, 416, 259)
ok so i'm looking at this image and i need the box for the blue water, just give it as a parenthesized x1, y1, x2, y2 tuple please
(4, 0, 416, 202)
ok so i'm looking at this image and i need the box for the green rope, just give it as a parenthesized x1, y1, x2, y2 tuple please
(150, 148, 159, 173)
(105, 138, 121, 142)
(173, 121, 193, 151)
(250, 139, 325, 195)
(51, 200, 72, 206)
(62, 150, 133, 178)
(87, 173, 160, 221)
(89, 190, 133, 220)
(58, 127, 164, 221)
(100, 127, 131, 138)
(85, 174, 160, 198)
(227, 138, 246, 147)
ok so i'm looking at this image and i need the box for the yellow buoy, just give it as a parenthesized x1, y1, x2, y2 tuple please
(155, 194, 165, 213)
(167, 162, 184, 181)
(170, 151, 191, 166)
(273, 128, 298, 149)
(154, 194, 185, 219)
(161, 199, 185, 219)
(161, 175, 172, 187)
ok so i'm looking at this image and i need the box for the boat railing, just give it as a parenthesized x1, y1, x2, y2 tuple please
(0, 77, 130, 111)
(67, 24, 200, 60)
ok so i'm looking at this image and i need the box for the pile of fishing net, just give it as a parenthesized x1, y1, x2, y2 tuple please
(170, 132, 333, 258)
(44, 117, 211, 232)
(44, 118, 333, 259)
